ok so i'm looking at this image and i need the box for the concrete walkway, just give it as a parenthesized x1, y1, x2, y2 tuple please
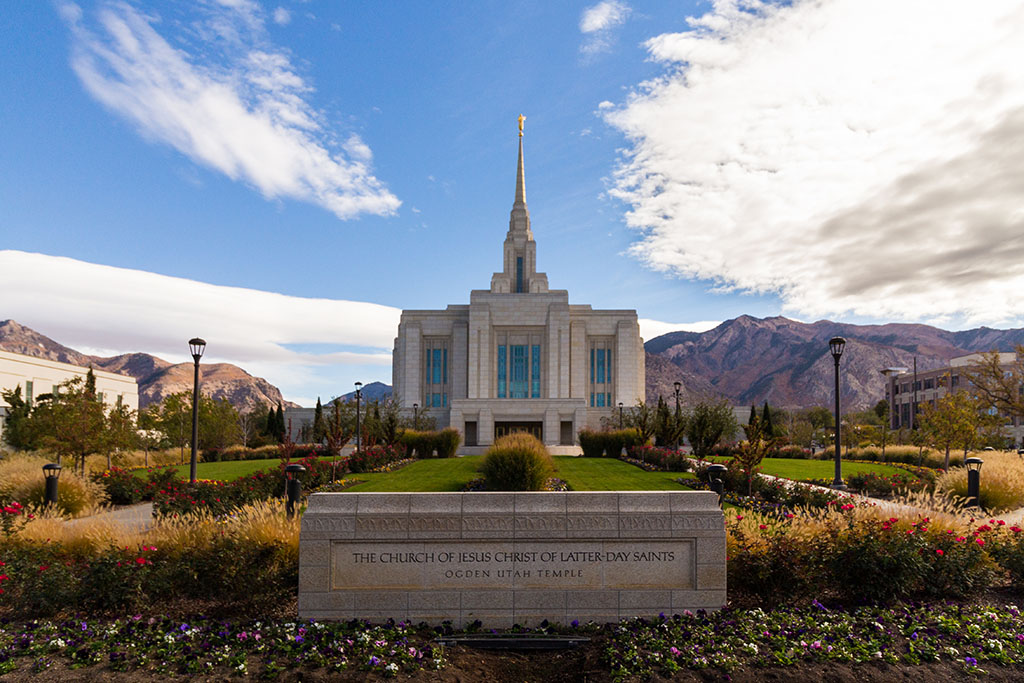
(66, 502, 154, 533)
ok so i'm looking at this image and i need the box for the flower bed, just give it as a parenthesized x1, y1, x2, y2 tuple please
(0, 615, 444, 677)
(623, 445, 692, 471)
(603, 603, 1024, 678)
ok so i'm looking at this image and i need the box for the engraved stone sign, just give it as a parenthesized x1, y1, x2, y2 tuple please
(298, 491, 725, 627)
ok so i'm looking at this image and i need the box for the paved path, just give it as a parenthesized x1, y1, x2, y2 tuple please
(66, 502, 154, 533)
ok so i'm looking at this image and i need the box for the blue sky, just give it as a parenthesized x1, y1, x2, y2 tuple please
(2, 1, 1023, 406)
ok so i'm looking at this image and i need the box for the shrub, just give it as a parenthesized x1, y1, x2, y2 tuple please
(0, 453, 107, 516)
(627, 445, 691, 471)
(202, 444, 282, 462)
(578, 429, 641, 457)
(774, 445, 812, 459)
(401, 428, 461, 458)
(480, 433, 554, 491)
(348, 444, 407, 473)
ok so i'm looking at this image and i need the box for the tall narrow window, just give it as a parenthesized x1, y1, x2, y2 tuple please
(497, 345, 507, 398)
(423, 338, 450, 408)
(531, 345, 541, 398)
(515, 256, 524, 293)
(589, 339, 614, 407)
(511, 345, 528, 398)
(24, 381, 33, 407)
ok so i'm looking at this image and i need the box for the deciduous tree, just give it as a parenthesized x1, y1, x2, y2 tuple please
(685, 397, 737, 460)
(918, 391, 980, 471)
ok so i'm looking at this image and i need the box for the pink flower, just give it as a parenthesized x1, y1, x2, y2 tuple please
(936, 549, 944, 556)
(976, 538, 985, 546)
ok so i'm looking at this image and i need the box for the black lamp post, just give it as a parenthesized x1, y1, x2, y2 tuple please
(618, 402, 623, 429)
(284, 463, 306, 517)
(188, 337, 206, 484)
(354, 381, 363, 453)
(829, 336, 846, 490)
(413, 402, 419, 430)
(673, 381, 682, 450)
(42, 463, 61, 507)
(965, 457, 983, 508)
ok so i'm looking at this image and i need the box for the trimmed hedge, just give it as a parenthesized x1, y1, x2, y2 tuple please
(578, 428, 642, 457)
(399, 428, 461, 458)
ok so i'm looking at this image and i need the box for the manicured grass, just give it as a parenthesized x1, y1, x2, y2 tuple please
(346, 457, 482, 492)
(554, 456, 695, 490)
(141, 455, 697, 491)
(135, 457, 343, 482)
(707, 456, 913, 480)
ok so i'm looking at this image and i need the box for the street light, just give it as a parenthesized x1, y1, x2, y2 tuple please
(829, 336, 846, 490)
(965, 457, 983, 508)
(354, 381, 363, 453)
(673, 381, 682, 450)
(618, 402, 624, 429)
(42, 463, 61, 507)
(413, 402, 419, 430)
(188, 337, 206, 484)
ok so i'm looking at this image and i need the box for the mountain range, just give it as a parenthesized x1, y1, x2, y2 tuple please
(0, 320, 297, 412)
(5, 315, 1024, 415)
(644, 315, 1024, 410)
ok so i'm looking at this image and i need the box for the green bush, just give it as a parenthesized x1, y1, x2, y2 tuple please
(578, 429, 642, 457)
(401, 428, 461, 458)
(479, 433, 554, 491)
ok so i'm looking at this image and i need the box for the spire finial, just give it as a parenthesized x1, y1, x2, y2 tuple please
(518, 114, 525, 137)
(514, 118, 526, 208)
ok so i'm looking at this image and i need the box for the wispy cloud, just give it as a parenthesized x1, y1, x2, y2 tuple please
(60, 1, 399, 220)
(272, 7, 290, 26)
(0, 251, 400, 405)
(606, 0, 1024, 327)
(579, 1, 631, 55)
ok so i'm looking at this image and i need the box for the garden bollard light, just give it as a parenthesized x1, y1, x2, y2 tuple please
(707, 463, 727, 504)
(965, 457, 983, 508)
(285, 464, 306, 517)
(42, 463, 61, 507)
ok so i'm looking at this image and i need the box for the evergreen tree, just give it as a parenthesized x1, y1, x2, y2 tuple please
(84, 367, 97, 398)
(275, 402, 285, 442)
(744, 404, 760, 440)
(312, 397, 326, 443)
(654, 396, 672, 446)
(761, 401, 774, 438)
(0, 386, 34, 450)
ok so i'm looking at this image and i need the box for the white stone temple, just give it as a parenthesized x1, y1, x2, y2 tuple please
(392, 119, 644, 453)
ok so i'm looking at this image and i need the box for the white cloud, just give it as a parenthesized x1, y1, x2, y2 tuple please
(606, 0, 1024, 327)
(639, 318, 720, 341)
(579, 1, 631, 55)
(61, 2, 399, 220)
(0, 251, 400, 405)
(272, 7, 291, 26)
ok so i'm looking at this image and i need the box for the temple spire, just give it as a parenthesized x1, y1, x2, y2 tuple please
(513, 115, 527, 210)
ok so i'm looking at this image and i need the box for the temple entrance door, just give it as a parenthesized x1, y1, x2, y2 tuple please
(494, 421, 543, 442)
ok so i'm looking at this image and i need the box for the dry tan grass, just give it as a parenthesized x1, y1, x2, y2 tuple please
(936, 451, 1024, 512)
(10, 498, 300, 556)
(0, 453, 108, 516)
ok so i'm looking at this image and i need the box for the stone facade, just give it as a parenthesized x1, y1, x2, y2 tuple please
(392, 127, 645, 452)
(298, 491, 726, 627)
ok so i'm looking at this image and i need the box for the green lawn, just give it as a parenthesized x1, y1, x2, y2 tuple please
(142, 455, 696, 491)
(707, 456, 911, 480)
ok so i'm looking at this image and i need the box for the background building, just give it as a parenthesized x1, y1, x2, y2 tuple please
(392, 125, 645, 453)
(883, 352, 1023, 445)
(0, 349, 139, 442)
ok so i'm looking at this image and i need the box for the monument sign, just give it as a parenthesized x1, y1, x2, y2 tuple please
(298, 491, 726, 627)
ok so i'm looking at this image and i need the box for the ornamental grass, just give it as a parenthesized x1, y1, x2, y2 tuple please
(936, 452, 1024, 511)
(480, 432, 555, 490)
(0, 453, 107, 516)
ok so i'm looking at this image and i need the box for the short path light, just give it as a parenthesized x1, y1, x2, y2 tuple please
(707, 463, 727, 504)
(285, 463, 306, 518)
(43, 463, 61, 507)
(965, 457, 983, 508)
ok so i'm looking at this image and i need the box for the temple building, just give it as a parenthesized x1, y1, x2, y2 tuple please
(392, 120, 644, 453)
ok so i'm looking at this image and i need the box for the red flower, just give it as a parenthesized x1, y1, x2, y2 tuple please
(976, 538, 985, 546)
(759, 524, 767, 530)
(935, 549, 944, 556)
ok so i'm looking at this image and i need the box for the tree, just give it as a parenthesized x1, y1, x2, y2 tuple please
(963, 348, 1024, 419)
(274, 403, 285, 442)
(28, 376, 107, 474)
(733, 410, 773, 495)
(621, 401, 656, 444)
(324, 399, 355, 482)
(805, 406, 833, 431)
(685, 397, 737, 460)
(0, 386, 34, 450)
(312, 397, 326, 444)
(157, 393, 192, 463)
(198, 396, 242, 451)
(744, 405, 760, 440)
(874, 399, 892, 459)
(761, 402, 774, 438)
(918, 391, 980, 471)
(236, 409, 260, 447)
(104, 403, 139, 470)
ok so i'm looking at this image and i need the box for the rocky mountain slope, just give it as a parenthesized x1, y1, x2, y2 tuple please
(0, 320, 297, 412)
(645, 315, 1024, 410)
